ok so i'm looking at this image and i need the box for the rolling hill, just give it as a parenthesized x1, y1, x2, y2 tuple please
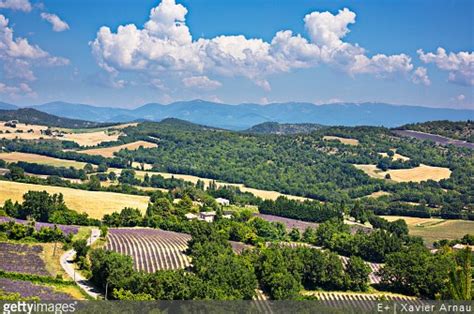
(0, 108, 112, 129)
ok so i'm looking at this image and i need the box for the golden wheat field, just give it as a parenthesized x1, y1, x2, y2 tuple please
(354, 164, 451, 182)
(0, 152, 90, 169)
(323, 135, 359, 146)
(79, 140, 158, 157)
(378, 150, 410, 161)
(0, 181, 149, 218)
(62, 131, 120, 147)
(0, 121, 121, 146)
(381, 215, 474, 246)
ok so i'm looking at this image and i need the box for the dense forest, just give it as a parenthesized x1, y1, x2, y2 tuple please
(246, 122, 326, 134)
(400, 120, 473, 142)
(112, 120, 473, 219)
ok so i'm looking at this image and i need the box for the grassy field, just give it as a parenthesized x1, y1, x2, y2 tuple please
(381, 215, 474, 246)
(323, 135, 359, 146)
(79, 140, 158, 158)
(354, 164, 451, 182)
(0, 152, 89, 169)
(0, 180, 149, 219)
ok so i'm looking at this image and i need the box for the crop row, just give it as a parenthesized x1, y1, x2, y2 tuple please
(310, 292, 420, 310)
(0, 278, 72, 300)
(105, 228, 191, 272)
(0, 242, 49, 276)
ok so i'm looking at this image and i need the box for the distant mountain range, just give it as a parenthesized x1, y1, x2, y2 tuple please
(1, 100, 472, 130)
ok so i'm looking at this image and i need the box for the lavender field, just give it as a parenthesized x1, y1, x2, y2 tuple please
(393, 130, 474, 149)
(255, 213, 319, 232)
(0, 242, 50, 276)
(0, 278, 72, 300)
(105, 228, 192, 272)
(0, 217, 79, 235)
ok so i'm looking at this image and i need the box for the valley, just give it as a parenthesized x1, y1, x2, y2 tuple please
(0, 108, 471, 303)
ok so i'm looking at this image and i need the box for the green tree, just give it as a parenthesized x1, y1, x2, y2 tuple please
(446, 248, 472, 300)
(345, 256, 371, 291)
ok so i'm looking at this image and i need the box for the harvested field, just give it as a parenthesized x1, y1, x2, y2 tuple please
(323, 136, 359, 146)
(354, 164, 451, 182)
(79, 140, 158, 158)
(0, 152, 88, 169)
(0, 121, 120, 146)
(381, 216, 474, 246)
(0, 181, 149, 219)
(61, 131, 120, 146)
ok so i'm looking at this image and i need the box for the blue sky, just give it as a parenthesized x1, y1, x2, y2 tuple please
(0, 0, 472, 108)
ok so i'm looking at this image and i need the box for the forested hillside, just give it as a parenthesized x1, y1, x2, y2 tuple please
(111, 120, 474, 219)
(0, 108, 111, 129)
(400, 120, 473, 142)
(246, 122, 326, 134)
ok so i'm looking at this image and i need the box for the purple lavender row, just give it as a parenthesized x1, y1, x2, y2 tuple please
(0, 243, 50, 276)
(0, 216, 79, 235)
(255, 213, 319, 232)
(0, 278, 72, 300)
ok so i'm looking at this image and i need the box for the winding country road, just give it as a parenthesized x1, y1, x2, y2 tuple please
(60, 228, 103, 299)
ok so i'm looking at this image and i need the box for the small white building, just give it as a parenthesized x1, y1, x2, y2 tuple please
(215, 198, 230, 206)
(452, 244, 474, 251)
(184, 213, 198, 220)
(198, 211, 216, 223)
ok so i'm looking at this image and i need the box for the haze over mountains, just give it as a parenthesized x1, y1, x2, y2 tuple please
(1, 100, 472, 130)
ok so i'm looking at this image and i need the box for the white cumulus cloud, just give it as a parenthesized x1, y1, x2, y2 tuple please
(0, 0, 31, 12)
(91, 0, 421, 91)
(182, 76, 222, 90)
(41, 13, 70, 32)
(418, 48, 474, 86)
(411, 67, 430, 86)
(0, 14, 69, 98)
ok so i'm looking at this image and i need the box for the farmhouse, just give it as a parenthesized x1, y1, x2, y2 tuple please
(198, 211, 216, 222)
(216, 197, 230, 206)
